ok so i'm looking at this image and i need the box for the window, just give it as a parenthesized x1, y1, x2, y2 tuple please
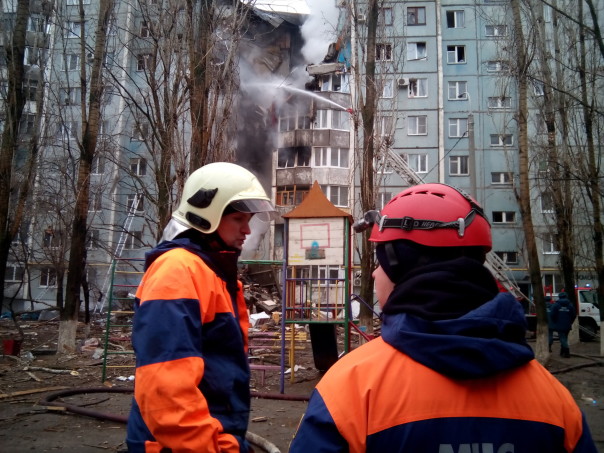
(130, 158, 147, 176)
(127, 194, 143, 212)
(492, 211, 516, 223)
(378, 192, 393, 210)
(449, 156, 469, 175)
(23, 46, 45, 66)
(140, 21, 149, 38)
(380, 7, 393, 26)
(43, 228, 61, 248)
(485, 25, 508, 36)
(532, 80, 545, 96)
(20, 114, 36, 135)
(404, 153, 428, 173)
(64, 21, 86, 39)
(491, 172, 513, 184)
(379, 115, 394, 136)
(448, 81, 468, 100)
(133, 120, 149, 140)
(91, 156, 105, 174)
(407, 116, 427, 135)
(494, 251, 518, 265)
(447, 46, 465, 63)
(449, 118, 468, 138)
(59, 87, 81, 106)
(380, 79, 394, 98)
(331, 110, 349, 130)
(321, 185, 349, 207)
(277, 148, 311, 168)
(58, 121, 79, 141)
(87, 229, 101, 250)
(538, 160, 552, 177)
(27, 16, 47, 33)
(376, 43, 393, 61)
(490, 134, 514, 146)
(137, 54, 151, 71)
(67, 0, 90, 4)
(89, 191, 102, 211)
(276, 185, 309, 206)
(535, 114, 547, 135)
(541, 192, 554, 213)
(407, 42, 427, 60)
(409, 78, 427, 97)
(314, 109, 329, 129)
(488, 96, 512, 109)
(40, 268, 57, 287)
(446, 10, 465, 28)
(125, 231, 143, 250)
(321, 73, 348, 93)
(62, 53, 80, 71)
(487, 60, 509, 72)
(407, 7, 426, 25)
(543, 233, 559, 254)
(24, 80, 38, 101)
(313, 147, 349, 168)
(279, 116, 296, 132)
(5, 265, 25, 282)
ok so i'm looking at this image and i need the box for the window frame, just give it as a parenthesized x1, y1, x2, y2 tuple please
(407, 42, 427, 60)
(447, 45, 466, 64)
(492, 211, 516, 224)
(404, 153, 428, 173)
(407, 115, 428, 136)
(376, 43, 393, 61)
(446, 10, 465, 28)
(448, 118, 468, 138)
(407, 6, 426, 25)
(449, 155, 469, 176)
(408, 78, 428, 98)
(489, 134, 514, 147)
(448, 81, 468, 100)
(491, 172, 513, 185)
(40, 267, 57, 287)
(488, 96, 512, 109)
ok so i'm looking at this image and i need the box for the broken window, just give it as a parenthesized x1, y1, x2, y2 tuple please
(277, 147, 311, 168)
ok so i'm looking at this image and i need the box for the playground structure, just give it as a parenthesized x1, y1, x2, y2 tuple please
(101, 183, 369, 393)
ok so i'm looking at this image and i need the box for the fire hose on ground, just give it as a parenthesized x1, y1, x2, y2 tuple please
(40, 387, 309, 453)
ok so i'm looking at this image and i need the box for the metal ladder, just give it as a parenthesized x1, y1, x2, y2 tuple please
(100, 257, 144, 382)
(95, 192, 142, 314)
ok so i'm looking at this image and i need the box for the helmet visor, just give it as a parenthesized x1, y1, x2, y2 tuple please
(229, 199, 275, 214)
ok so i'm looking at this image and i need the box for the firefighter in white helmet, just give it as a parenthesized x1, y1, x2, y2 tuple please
(127, 162, 275, 452)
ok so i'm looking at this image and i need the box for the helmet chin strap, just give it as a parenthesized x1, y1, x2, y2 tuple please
(377, 208, 480, 238)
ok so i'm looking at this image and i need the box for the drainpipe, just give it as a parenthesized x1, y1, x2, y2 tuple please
(468, 112, 476, 197)
(436, 0, 444, 183)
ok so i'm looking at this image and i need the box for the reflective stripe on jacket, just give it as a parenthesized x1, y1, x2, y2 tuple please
(290, 337, 595, 453)
(126, 246, 250, 453)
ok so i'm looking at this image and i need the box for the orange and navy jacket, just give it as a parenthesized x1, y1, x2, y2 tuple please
(126, 237, 250, 453)
(290, 292, 598, 452)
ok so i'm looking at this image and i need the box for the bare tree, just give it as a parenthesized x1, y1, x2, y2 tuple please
(0, 0, 29, 302)
(58, 0, 115, 353)
(510, 0, 549, 360)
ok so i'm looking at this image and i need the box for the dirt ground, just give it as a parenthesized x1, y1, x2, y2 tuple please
(0, 317, 603, 452)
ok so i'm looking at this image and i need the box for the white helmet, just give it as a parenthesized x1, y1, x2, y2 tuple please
(172, 162, 274, 234)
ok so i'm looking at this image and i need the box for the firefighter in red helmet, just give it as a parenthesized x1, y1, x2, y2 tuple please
(290, 183, 597, 453)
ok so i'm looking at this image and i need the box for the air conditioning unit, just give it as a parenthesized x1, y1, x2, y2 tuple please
(358, 14, 366, 23)
(397, 77, 410, 87)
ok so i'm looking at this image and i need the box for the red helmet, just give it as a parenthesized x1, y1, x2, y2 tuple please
(363, 184, 491, 251)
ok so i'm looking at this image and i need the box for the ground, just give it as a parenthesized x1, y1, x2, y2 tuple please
(0, 317, 603, 452)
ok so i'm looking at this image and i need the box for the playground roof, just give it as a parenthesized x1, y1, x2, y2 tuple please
(282, 181, 353, 221)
